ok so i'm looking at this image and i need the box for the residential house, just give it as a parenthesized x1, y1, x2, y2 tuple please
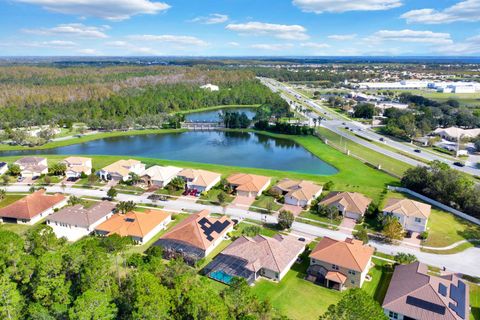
(97, 159, 145, 182)
(204, 234, 305, 285)
(272, 179, 322, 207)
(155, 210, 234, 265)
(434, 127, 480, 141)
(62, 156, 92, 179)
(140, 165, 183, 188)
(383, 198, 431, 233)
(14, 157, 48, 178)
(0, 190, 67, 225)
(226, 173, 271, 197)
(307, 237, 374, 290)
(383, 262, 469, 320)
(0, 162, 8, 176)
(95, 209, 171, 245)
(319, 192, 372, 221)
(177, 169, 221, 192)
(46, 201, 116, 241)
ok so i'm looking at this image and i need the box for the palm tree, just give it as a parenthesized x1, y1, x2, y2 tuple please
(128, 172, 141, 185)
(0, 189, 6, 201)
(116, 201, 136, 214)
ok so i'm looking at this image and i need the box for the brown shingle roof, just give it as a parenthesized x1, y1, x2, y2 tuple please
(319, 192, 372, 216)
(274, 179, 322, 201)
(0, 190, 66, 220)
(383, 262, 469, 320)
(227, 173, 271, 193)
(47, 201, 115, 228)
(309, 237, 374, 272)
(160, 210, 233, 250)
(220, 234, 305, 273)
(95, 209, 170, 238)
(383, 198, 431, 219)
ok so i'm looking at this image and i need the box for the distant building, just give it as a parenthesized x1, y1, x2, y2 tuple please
(383, 262, 469, 320)
(200, 84, 219, 91)
(0, 190, 67, 225)
(434, 127, 480, 141)
(47, 201, 115, 241)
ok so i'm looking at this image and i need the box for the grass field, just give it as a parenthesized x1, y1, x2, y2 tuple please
(471, 283, 480, 320)
(251, 194, 282, 212)
(177, 104, 260, 114)
(381, 89, 480, 107)
(316, 127, 412, 177)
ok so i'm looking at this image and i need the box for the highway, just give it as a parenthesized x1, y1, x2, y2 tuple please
(260, 77, 480, 177)
(5, 185, 480, 277)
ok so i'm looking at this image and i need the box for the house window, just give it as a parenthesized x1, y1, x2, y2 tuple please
(348, 270, 356, 275)
(332, 264, 339, 270)
(351, 280, 355, 284)
(388, 311, 398, 319)
(415, 217, 422, 223)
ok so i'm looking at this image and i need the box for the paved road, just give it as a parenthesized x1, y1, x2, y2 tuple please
(260, 77, 480, 176)
(6, 185, 480, 277)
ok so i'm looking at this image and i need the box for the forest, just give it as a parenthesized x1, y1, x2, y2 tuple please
(0, 225, 282, 320)
(0, 66, 289, 129)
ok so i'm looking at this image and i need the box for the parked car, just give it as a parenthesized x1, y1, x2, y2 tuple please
(379, 137, 385, 142)
(298, 237, 306, 242)
(414, 149, 421, 153)
(17, 176, 25, 182)
(453, 161, 465, 167)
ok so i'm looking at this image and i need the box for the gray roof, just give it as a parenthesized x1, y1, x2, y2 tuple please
(383, 262, 469, 320)
(47, 201, 115, 228)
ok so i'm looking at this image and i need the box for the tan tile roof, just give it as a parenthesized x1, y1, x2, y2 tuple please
(383, 262, 469, 320)
(383, 198, 431, 219)
(95, 209, 171, 238)
(274, 179, 322, 201)
(220, 234, 305, 273)
(319, 192, 372, 216)
(309, 237, 374, 272)
(227, 173, 271, 193)
(142, 165, 183, 181)
(63, 157, 92, 173)
(160, 210, 233, 250)
(326, 271, 347, 284)
(47, 201, 115, 228)
(0, 190, 66, 220)
(102, 159, 141, 177)
(178, 169, 221, 188)
(14, 157, 47, 173)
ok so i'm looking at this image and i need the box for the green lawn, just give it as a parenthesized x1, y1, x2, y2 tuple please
(199, 188, 234, 205)
(250, 194, 282, 212)
(178, 104, 260, 114)
(316, 127, 412, 177)
(362, 258, 394, 304)
(299, 211, 342, 226)
(252, 258, 342, 320)
(0, 194, 26, 208)
(232, 222, 279, 238)
(471, 283, 480, 320)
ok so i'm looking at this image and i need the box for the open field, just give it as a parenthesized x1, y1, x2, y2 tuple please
(177, 104, 260, 114)
(368, 89, 480, 107)
(316, 127, 412, 177)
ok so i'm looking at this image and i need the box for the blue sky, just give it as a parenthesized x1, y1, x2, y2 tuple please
(1, 0, 480, 56)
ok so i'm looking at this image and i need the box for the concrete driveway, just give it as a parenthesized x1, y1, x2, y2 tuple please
(280, 204, 303, 216)
(339, 217, 357, 235)
(231, 196, 255, 209)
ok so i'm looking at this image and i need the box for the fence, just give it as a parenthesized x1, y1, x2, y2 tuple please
(387, 186, 480, 226)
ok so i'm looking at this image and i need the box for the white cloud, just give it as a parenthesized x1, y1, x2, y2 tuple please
(77, 48, 99, 55)
(300, 42, 330, 49)
(227, 42, 240, 47)
(23, 23, 108, 38)
(292, 0, 402, 13)
(105, 40, 159, 55)
(435, 34, 480, 54)
(367, 29, 453, 44)
(226, 22, 309, 40)
(15, 40, 78, 48)
(401, 0, 480, 24)
(129, 34, 208, 46)
(15, 0, 170, 21)
(328, 34, 357, 41)
(190, 13, 228, 24)
(250, 43, 294, 51)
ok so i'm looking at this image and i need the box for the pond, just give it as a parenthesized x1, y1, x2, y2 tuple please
(1, 131, 338, 175)
(185, 107, 257, 122)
